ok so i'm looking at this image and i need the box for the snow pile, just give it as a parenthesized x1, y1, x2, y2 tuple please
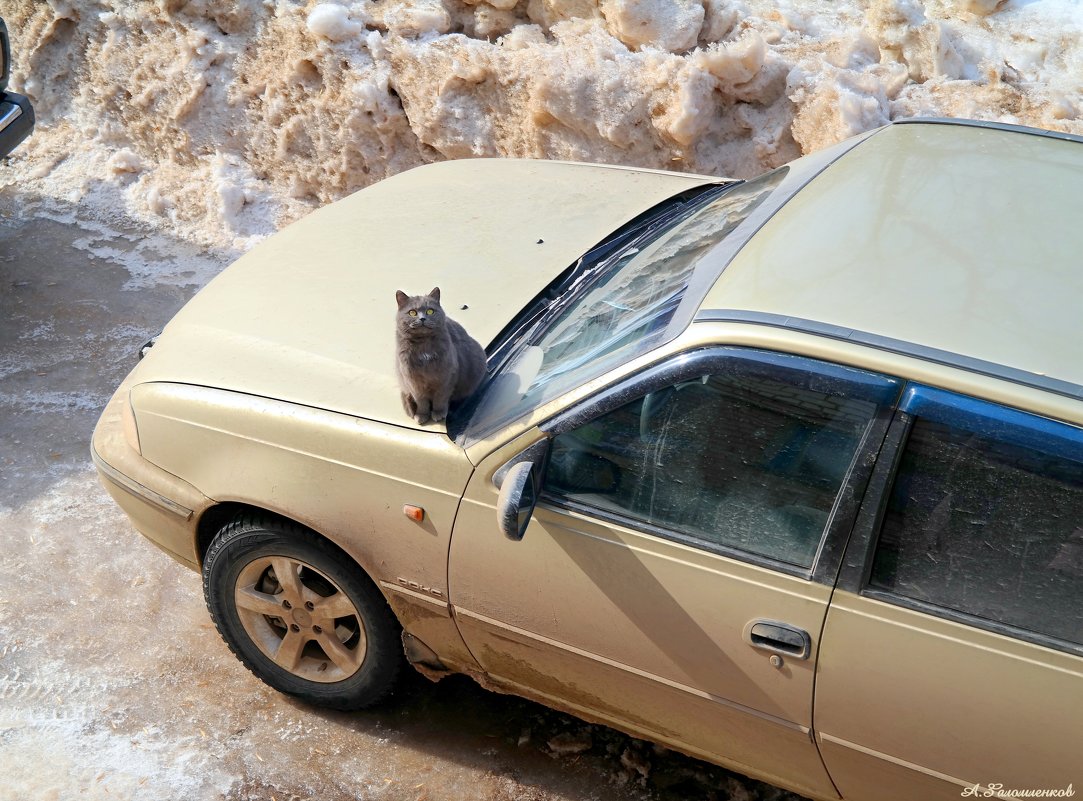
(1, 0, 1080, 249)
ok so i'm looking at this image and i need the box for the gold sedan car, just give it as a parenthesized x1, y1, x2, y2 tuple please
(93, 119, 1082, 801)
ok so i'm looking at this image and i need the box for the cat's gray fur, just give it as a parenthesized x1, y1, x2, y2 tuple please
(395, 287, 486, 425)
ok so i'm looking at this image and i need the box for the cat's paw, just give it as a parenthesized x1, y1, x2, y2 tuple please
(415, 413, 433, 425)
(431, 409, 447, 423)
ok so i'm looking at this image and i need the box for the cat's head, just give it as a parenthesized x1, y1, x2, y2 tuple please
(395, 287, 446, 337)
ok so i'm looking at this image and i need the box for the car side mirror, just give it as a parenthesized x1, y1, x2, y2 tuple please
(496, 461, 541, 541)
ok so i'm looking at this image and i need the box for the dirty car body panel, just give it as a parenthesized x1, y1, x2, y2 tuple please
(93, 120, 1083, 801)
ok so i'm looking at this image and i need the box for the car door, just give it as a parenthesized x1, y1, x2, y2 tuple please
(449, 347, 902, 800)
(815, 384, 1083, 801)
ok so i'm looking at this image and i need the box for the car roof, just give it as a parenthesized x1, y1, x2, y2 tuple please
(699, 120, 1083, 398)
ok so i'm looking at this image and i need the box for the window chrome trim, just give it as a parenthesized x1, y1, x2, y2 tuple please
(694, 309, 1083, 404)
(91, 447, 194, 520)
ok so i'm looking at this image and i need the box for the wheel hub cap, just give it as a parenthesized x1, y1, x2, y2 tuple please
(233, 555, 368, 683)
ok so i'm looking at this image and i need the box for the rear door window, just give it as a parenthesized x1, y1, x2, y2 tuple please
(868, 386, 1083, 651)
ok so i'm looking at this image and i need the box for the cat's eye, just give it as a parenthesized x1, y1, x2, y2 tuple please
(426, 309, 435, 315)
(408, 310, 418, 317)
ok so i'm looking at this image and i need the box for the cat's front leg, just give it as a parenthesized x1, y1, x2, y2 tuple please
(430, 388, 453, 423)
(401, 392, 418, 418)
(414, 395, 433, 425)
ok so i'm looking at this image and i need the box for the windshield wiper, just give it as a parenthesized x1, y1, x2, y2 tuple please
(528, 182, 736, 338)
(456, 181, 736, 439)
(484, 183, 733, 365)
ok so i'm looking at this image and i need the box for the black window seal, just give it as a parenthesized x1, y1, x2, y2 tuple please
(835, 411, 913, 595)
(540, 345, 902, 585)
(808, 403, 897, 586)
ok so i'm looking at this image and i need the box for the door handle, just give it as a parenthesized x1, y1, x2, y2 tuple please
(744, 619, 811, 660)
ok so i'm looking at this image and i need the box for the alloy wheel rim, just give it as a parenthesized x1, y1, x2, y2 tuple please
(234, 556, 367, 683)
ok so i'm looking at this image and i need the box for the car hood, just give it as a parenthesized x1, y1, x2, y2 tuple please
(134, 158, 717, 431)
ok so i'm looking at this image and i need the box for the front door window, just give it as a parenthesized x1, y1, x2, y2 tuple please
(544, 349, 898, 570)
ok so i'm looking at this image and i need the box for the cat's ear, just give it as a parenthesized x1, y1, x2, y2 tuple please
(429, 287, 441, 303)
(396, 290, 409, 309)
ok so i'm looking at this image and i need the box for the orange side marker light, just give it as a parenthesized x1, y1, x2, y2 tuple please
(403, 505, 425, 522)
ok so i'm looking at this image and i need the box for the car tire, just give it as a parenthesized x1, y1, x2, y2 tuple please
(202, 513, 402, 710)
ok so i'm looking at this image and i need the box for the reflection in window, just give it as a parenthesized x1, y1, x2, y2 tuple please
(537, 172, 786, 387)
(460, 169, 788, 445)
(871, 414, 1083, 648)
(545, 361, 879, 569)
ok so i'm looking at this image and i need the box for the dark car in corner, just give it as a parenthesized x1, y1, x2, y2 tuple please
(0, 17, 33, 158)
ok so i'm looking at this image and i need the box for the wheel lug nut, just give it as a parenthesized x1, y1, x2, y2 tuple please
(283, 599, 292, 609)
(313, 625, 323, 634)
(290, 624, 300, 632)
(304, 601, 314, 611)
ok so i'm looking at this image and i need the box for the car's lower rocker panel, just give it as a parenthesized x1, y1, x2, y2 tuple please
(453, 606, 808, 734)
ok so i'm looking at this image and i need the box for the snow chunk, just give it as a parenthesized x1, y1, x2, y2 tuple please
(384, 0, 452, 37)
(965, 0, 1006, 13)
(601, 0, 704, 52)
(526, 0, 602, 29)
(500, 24, 549, 49)
(547, 730, 592, 755)
(701, 0, 745, 43)
(869, 0, 965, 82)
(107, 148, 144, 175)
(307, 4, 366, 42)
(146, 185, 171, 215)
(209, 153, 280, 246)
(693, 31, 767, 85)
(789, 63, 892, 154)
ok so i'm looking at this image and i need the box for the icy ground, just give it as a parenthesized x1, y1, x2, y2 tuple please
(0, 191, 807, 801)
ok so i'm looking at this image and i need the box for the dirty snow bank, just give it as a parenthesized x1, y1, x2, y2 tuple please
(2, 0, 1081, 249)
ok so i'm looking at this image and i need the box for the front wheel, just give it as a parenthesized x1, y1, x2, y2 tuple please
(202, 514, 402, 710)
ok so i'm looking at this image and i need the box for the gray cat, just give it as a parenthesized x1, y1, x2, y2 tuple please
(395, 287, 487, 425)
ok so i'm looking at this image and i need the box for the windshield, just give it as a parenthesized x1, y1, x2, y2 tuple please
(456, 167, 789, 446)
